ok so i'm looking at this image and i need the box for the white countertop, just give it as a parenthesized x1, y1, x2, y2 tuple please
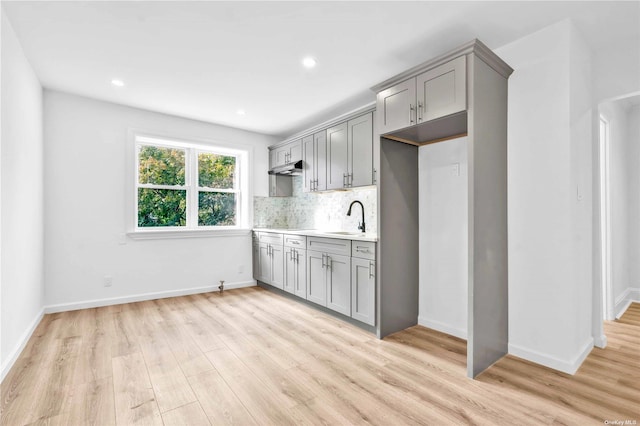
(253, 228, 377, 242)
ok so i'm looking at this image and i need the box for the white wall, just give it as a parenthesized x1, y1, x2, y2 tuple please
(417, 137, 468, 339)
(43, 91, 276, 310)
(628, 105, 640, 298)
(496, 20, 593, 374)
(1, 13, 45, 379)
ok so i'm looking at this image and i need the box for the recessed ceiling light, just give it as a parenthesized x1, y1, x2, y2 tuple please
(236, 109, 246, 116)
(111, 79, 125, 87)
(302, 57, 317, 69)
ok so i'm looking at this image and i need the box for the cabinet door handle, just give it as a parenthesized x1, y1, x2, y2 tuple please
(410, 104, 415, 124)
(295, 250, 300, 263)
(373, 168, 377, 185)
(418, 101, 423, 122)
(288, 248, 293, 260)
(343, 173, 347, 187)
(369, 262, 374, 279)
(321, 254, 326, 268)
(326, 256, 332, 270)
(349, 173, 353, 187)
(355, 246, 369, 253)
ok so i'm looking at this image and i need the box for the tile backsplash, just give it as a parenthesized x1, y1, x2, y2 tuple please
(254, 176, 377, 233)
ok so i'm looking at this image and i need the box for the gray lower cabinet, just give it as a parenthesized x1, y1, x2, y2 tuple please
(258, 242, 284, 289)
(325, 253, 351, 316)
(254, 232, 375, 327)
(351, 257, 376, 326)
(307, 249, 351, 316)
(284, 246, 306, 297)
(306, 250, 327, 305)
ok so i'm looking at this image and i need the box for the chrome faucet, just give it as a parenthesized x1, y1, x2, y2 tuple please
(347, 200, 366, 233)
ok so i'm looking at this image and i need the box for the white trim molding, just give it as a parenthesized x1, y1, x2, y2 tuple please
(615, 287, 640, 319)
(508, 337, 594, 375)
(1, 308, 45, 383)
(418, 316, 467, 340)
(44, 280, 256, 314)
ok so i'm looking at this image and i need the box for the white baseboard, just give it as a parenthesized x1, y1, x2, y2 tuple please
(44, 280, 257, 314)
(417, 315, 467, 340)
(1, 308, 45, 383)
(508, 337, 594, 375)
(615, 287, 640, 319)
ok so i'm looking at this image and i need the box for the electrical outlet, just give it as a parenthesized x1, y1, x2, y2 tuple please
(104, 276, 113, 287)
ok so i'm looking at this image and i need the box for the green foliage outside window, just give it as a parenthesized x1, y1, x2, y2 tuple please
(137, 144, 238, 228)
(138, 145, 185, 185)
(198, 153, 235, 189)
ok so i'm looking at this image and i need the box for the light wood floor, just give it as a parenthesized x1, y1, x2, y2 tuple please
(2, 288, 638, 425)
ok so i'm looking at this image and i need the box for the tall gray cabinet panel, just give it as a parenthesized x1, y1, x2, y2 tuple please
(466, 55, 509, 378)
(372, 39, 512, 379)
(348, 112, 374, 187)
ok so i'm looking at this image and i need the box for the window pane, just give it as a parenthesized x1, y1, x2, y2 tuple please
(198, 153, 235, 189)
(138, 145, 185, 185)
(198, 192, 236, 226)
(138, 188, 186, 227)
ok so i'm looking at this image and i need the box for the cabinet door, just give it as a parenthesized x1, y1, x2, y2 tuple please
(302, 134, 315, 193)
(351, 258, 375, 326)
(326, 254, 351, 316)
(275, 146, 289, 166)
(283, 247, 296, 294)
(270, 244, 285, 290)
(326, 122, 349, 190)
(376, 79, 416, 134)
(348, 112, 373, 188)
(314, 130, 327, 191)
(258, 243, 272, 284)
(294, 249, 307, 299)
(416, 55, 466, 122)
(289, 140, 302, 163)
(306, 250, 326, 306)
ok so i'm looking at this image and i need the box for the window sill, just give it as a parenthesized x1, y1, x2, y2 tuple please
(127, 228, 251, 240)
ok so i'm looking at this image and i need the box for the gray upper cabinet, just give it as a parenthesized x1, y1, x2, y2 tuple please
(377, 56, 466, 135)
(303, 131, 327, 192)
(270, 140, 302, 168)
(416, 56, 466, 122)
(348, 112, 374, 187)
(377, 79, 416, 134)
(326, 122, 348, 190)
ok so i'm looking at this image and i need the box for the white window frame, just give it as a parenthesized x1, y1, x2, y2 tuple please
(127, 132, 252, 239)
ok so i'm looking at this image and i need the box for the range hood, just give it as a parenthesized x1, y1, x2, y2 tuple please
(268, 160, 303, 176)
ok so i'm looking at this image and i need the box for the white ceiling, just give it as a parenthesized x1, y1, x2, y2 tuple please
(3, 1, 639, 137)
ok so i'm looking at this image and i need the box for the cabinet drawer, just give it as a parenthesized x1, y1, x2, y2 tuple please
(284, 234, 307, 248)
(352, 241, 376, 260)
(307, 237, 351, 256)
(258, 232, 283, 245)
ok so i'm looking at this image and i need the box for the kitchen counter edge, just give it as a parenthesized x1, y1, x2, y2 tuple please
(253, 228, 377, 242)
